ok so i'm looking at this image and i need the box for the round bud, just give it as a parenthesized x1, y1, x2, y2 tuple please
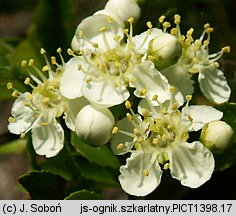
(75, 104, 115, 146)
(148, 33, 182, 70)
(200, 120, 235, 153)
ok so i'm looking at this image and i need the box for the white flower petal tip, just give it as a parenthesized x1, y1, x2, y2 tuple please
(75, 104, 115, 146)
(119, 152, 162, 196)
(60, 57, 85, 99)
(200, 120, 235, 153)
(170, 141, 215, 188)
(198, 68, 231, 104)
(105, 0, 141, 22)
(32, 121, 64, 158)
(184, 105, 223, 131)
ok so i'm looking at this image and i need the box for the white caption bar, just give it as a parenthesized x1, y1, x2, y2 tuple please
(0, 200, 235, 216)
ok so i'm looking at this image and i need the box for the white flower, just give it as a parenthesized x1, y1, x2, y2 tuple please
(7, 49, 86, 157)
(200, 120, 235, 153)
(61, 16, 172, 107)
(111, 93, 223, 196)
(160, 15, 231, 103)
(75, 104, 115, 146)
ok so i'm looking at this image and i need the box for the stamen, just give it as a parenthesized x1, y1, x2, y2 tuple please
(12, 90, 19, 98)
(41, 122, 49, 126)
(51, 56, 57, 65)
(146, 21, 153, 29)
(21, 60, 27, 67)
(152, 138, 159, 145)
(126, 113, 133, 121)
(159, 15, 166, 23)
(8, 117, 16, 123)
(7, 82, 13, 90)
(143, 169, 149, 177)
(107, 16, 114, 23)
(42, 65, 49, 72)
(40, 48, 46, 54)
(67, 48, 74, 56)
(117, 143, 125, 150)
(112, 126, 119, 134)
(125, 100, 132, 109)
(133, 128, 142, 137)
(222, 46, 230, 53)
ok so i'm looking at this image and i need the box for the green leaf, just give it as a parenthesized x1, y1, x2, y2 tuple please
(18, 170, 66, 199)
(65, 189, 100, 200)
(72, 133, 120, 169)
(0, 138, 27, 154)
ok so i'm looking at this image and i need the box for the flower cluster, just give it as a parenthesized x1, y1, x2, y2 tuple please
(7, 0, 234, 196)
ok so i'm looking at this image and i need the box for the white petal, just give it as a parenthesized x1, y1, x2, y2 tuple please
(64, 97, 89, 131)
(169, 141, 215, 188)
(32, 120, 64, 158)
(131, 61, 171, 103)
(198, 67, 231, 104)
(8, 93, 35, 134)
(111, 117, 135, 155)
(161, 62, 195, 97)
(132, 28, 162, 53)
(82, 79, 130, 107)
(105, 0, 141, 22)
(183, 105, 223, 131)
(75, 14, 123, 51)
(60, 57, 86, 99)
(119, 152, 162, 196)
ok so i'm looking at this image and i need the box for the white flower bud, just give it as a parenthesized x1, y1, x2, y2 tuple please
(75, 104, 115, 146)
(200, 120, 235, 153)
(105, 0, 141, 22)
(148, 33, 182, 70)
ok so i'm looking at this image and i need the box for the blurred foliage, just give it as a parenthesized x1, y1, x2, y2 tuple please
(0, 0, 236, 199)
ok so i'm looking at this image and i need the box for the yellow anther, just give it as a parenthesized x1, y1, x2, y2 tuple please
(142, 108, 150, 119)
(185, 95, 192, 101)
(112, 126, 119, 134)
(147, 55, 155, 61)
(140, 89, 147, 96)
(107, 16, 114, 23)
(123, 29, 129, 35)
(117, 143, 124, 150)
(79, 50, 86, 55)
(206, 27, 214, 33)
(194, 39, 202, 50)
(40, 48, 46, 54)
(21, 60, 27, 67)
(126, 113, 133, 121)
(172, 102, 178, 110)
(170, 28, 177, 36)
(99, 26, 106, 32)
(115, 61, 121, 67)
(203, 40, 210, 47)
(179, 35, 185, 42)
(27, 93, 33, 100)
(174, 14, 181, 24)
(42, 97, 49, 103)
(28, 59, 34, 66)
(163, 21, 171, 28)
(24, 77, 31, 85)
(125, 100, 132, 109)
(51, 56, 57, 65)
(42, 65, 49, 72)
(86, 77, 93, 83)
(169, 86, 176, 93)
(214, 62, 220, 68)
(188, 115, 193, 122)
(152, 138, 159, 145)
(181, 132, 189, 140)
(193, 57, 198, 64)
(78, 64, 83, 70)
(163, 163, 170, 170)
(7, 82, 13, 90)
(187, 28, 194, 36)
(114, 35, 121, 41)
(167, 125, 174, 130)
(152, 95, 158, 101)
(134, 128, 142, 137)
(67, 48, 74, 55)
(8, 116, 16, 123)
(57, 47, 62, 53)
(161, 107, 168, 115)
(79, 30, 84, 38)
(159, 15, 166, 23)
(41, 122, 49, 126)
(143, 169, 149, 177)
(204, 23, 211, 29)
(222, 46, 230, 53)
(146, 21, 153, 29)
(92, 43, 98, 49)
(20, 133, 26, 139)
(162, 134, 168, 142)
(127, 17, 135, 23)
(12, 90, 18, 98)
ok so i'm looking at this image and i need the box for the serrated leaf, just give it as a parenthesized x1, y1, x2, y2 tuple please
(65, 189, 100, 200)
(72, 133, 120, 169)
(18, 170, 66, 199)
